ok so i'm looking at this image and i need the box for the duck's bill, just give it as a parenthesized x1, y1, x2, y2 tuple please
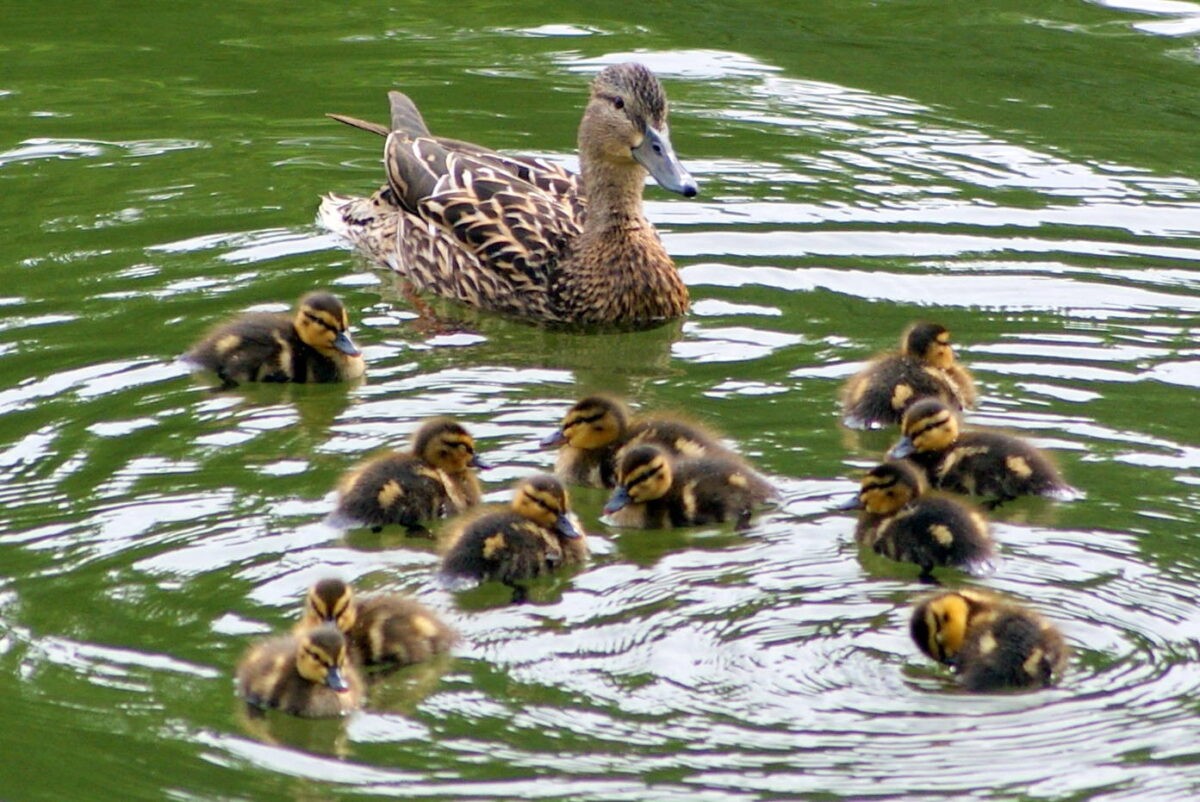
(633, 126, 698, 198)
(333, 331, 361, 357)
(468, 454, 492, 470)
(325, 667, 350, 693)
(888, 437, 915, 460)
(833, 492, 864, 511)
(602, 486, 632, 515)
(555, 513, 583, 540)
(539, 430, 568, 448)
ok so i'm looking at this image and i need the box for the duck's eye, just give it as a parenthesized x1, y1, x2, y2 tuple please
(611, 96, 624, 110)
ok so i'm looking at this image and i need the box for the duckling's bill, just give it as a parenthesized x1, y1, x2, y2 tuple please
(603, 486, 632, 515)
(333, 331, 361, 357)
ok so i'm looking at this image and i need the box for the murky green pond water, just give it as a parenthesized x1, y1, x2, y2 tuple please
(3, 1, 1200, 799)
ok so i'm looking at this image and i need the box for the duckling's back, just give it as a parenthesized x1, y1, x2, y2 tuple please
(842, 355, 971, 429)
(351, 595, 457, 666)
(860, 495, 996, 576)
(332, 453, 452, 530)
(639, 456, 774, 530)
(440, 510, 562, 584)
(957, 607, 1068, 691)
(933, 431, 1069, 500)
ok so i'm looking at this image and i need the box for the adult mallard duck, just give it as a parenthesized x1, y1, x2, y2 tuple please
(319, 63, 697, 327)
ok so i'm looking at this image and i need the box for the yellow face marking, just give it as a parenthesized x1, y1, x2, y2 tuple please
(1006, 455, 1033, 478)
(377, 479, 403, 510)
(890, 383, 914, 411)
(482, 533, 507, 559)
(1023, 647, 1045, 677)
(215, 334, 242, 355)
(929, 524, 954, 546)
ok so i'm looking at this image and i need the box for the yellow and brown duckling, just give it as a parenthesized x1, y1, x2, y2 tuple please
(236, 624, 363, 717)
(319, 63, 697, 327)
(889, 399, 1076, 504)
(300, 578, 457, 667)
(841, 321, 976, 429)
(841, 461, 996, 579)
(910, 589, 1068, 691)
(440, 474, 587, 603)
(540, 394, 738, 488)
(604, 444, 776, 531)
(329, 417, 487, 534)
(184, 291, 364, 387)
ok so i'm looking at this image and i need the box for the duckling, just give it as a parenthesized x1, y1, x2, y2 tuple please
(320, 63, 697, 327)
(841, 321, 976, 429)
(604, 444, 776, 531)
(540, 394, 739, 488)
(300, 578, 457, 667)
(236, 624, 363, 717)
(910, 589, 1068, 691)
(184, 291, 364, 387)
(440, 474, 586, 602)
(329, 417, 487, 534)
(889, 399, 1075, 504)
(841, 461, 996, 579)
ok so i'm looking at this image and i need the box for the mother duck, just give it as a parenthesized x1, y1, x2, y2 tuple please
(319, 63, 697, 327)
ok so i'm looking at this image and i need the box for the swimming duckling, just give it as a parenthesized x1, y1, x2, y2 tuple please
(841, 321, 976, 429)
(910, 589, 1068, 691)
(889, 399, 1075, 504)
(604, 444, 776, 531)
(236, 624, 363, 717)
(330, 417, 487, 533)
(540, 394, 737, 488)
(300, 578, 457, 667)
(184, 291, 364, 387)
(440, 474, 586, 602)
(842, 461, 996, 579)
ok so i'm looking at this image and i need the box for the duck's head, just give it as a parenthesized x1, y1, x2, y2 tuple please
(903, 322, 956, 369)
(889, 399, 959, 459)
(413, 418, 488, 474)
(605, 444, 673, 513)
(580, 63, 697, 198)
(294, 292, 361, 358)
(910, 589, 997, 665)
(302, 578, 357, 633)
(295, 625, 353, 692)
(540, 395, 629, 450)
(848, 461, 925, 516)
(512, 474, 582, 540)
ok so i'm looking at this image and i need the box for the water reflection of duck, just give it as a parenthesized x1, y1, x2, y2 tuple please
(183, 292, 364, 387)
(329, 418, 486, 534)
(841, 461, 996, 579)
(910, 589, 1068, 691)
(299, 578, 457, 667)
(604, 444, 776, 531)
(236, 624, 363, 717)
(841, 322, 975, 429)
(889, 399, 1075, 504)
(320, 63, 697, 327)
(440, 475, 586, 603)
(541, 395, 738, 488)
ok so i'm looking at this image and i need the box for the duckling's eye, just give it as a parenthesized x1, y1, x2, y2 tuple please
(612, 96, 625, 110)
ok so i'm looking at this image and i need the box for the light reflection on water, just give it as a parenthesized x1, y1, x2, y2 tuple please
(2, 12, 1200, 802)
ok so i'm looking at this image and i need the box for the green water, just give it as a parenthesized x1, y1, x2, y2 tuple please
(2, 1, 1200, 799)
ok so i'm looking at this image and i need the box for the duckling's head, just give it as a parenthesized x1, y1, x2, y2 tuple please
(910, 591, 975, 665)
(302, 578, 357, 633)
(605, 444, 674, 513)
(295, 625, 352, 692)
(294, 292, 361, 358)
(854, 461, 926, 516)
(413, 417, 487, 474)
(511, 474, 582, 539)
(889, 399, 960, 459)
(580, 63, 697, 198)
(540, 395, 629, 451)
(902, 322, 956, 369)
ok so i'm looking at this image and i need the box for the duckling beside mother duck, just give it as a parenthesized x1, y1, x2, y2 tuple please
(320, 63, 697, 327)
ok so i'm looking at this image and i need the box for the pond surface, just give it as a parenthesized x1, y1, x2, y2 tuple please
(2, 1, 1200, 799)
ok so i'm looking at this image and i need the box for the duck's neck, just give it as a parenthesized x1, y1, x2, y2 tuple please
(579, 158, 648, 233)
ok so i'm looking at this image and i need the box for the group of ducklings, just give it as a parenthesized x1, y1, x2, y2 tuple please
(839, 321, 1072, 691)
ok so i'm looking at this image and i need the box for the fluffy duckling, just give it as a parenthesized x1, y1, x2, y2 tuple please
(841, 321, 976, 429)
(236, 624, 363, 717)
(604, 444, 776, 531)
(440, 474, 586, 602)
(842, 461, 996, 578)
(300, 578, 456, 667)
(540, 394, 738, 488)
(184, 291, 364, 387)
(910, 589, 1068, 691)
(889, 399, 1075, 503)
(330, 417, 487, 533)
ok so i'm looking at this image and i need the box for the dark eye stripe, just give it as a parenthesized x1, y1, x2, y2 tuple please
(304, 311, 340, 333)
(522, 490, 561, 514)
(910, 414, 951, 438)
(567, 411, 606, 427)
(626, 463, 663, 488)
